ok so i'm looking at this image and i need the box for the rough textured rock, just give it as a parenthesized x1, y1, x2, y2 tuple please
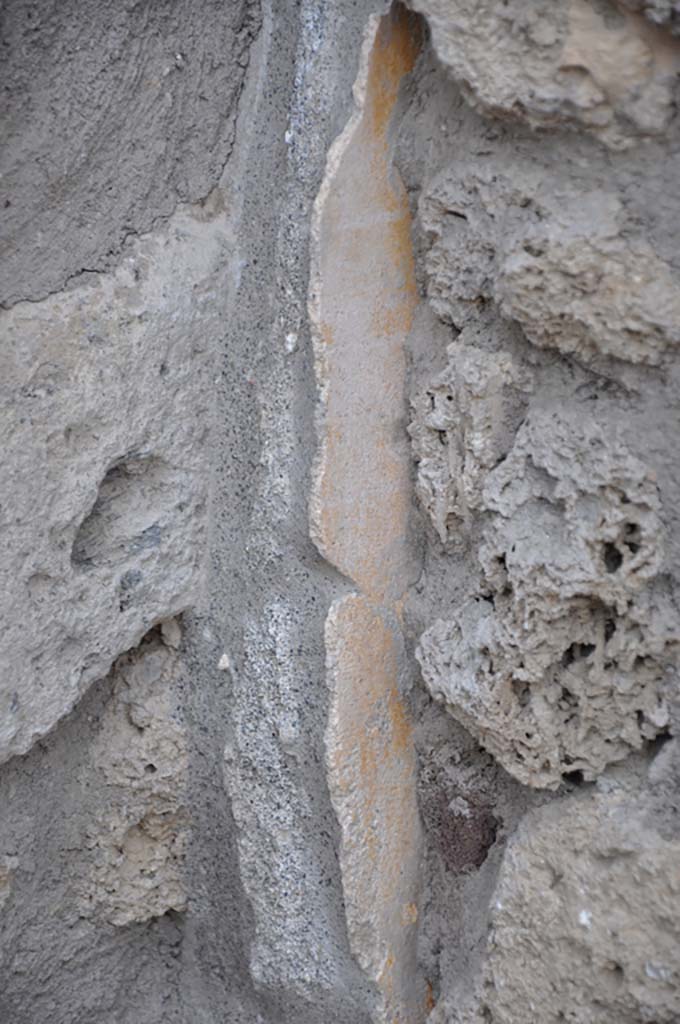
(3, 0, 680, 1022)
(421, 170, 680, 364)
(0, 627, 187, 1024)
(0, 203, 220, 763)
(397, 0, 680, 1018)
(496, 192, 680, 364)
(437, 778, 680, 1023)
(409, 334, 531, 543)
(417, 405, 677, 788)
(80, 629, 188, 926)
(409, 0, 680, 149)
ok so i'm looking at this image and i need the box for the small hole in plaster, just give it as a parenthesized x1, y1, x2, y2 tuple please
(523, 241, 545, 258)
(608, 963, 625, 986)
(564, 769, 585, 786)
(145, 763, 157, 774)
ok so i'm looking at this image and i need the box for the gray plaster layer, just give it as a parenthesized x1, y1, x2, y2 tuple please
(0, 1, 388, 1021)
(0, 628, 187, 1024)
(0, 0, 259, 306)
(190, 2, 385, 1017)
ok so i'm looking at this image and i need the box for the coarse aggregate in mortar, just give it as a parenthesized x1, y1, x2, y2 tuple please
(0, 1, 389, 1021)
(166, 1, 391, 1021)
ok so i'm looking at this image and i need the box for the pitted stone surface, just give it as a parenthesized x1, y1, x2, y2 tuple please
(408, 0, 680, 149)
(410, 335, 531, 544)
(497, 191, 680, 365)
(417, 406, 677, 788)
(80, 629, 188, 927)
(0, 202, 223, 763)
(436, 783, 680, 1023)
(421, 170, 680, 365)
(399, 8, 680, 1017)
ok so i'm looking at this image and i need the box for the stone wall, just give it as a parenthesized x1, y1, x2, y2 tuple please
(1, 1, 678, 1022)
(401, 1, 680, 1019)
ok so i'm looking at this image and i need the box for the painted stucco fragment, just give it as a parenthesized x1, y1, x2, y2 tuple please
(310, 5, 426, 1020)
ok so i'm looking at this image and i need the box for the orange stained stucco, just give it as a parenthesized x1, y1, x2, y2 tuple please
(325, 594, 423, 1023)
(310, 6, 427, 1022)
(312, 1, 421, 604)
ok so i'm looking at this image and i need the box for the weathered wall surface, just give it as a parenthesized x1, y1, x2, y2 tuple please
(1, 1, 679, 1022)
(0, 2, 396, 1022)
(399, 0, 680, 1019)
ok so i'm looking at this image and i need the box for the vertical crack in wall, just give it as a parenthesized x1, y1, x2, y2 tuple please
(309, 6, 426, 1021)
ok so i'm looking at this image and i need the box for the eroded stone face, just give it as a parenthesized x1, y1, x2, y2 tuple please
(421, 171, 680, 365)
(417, 406, 677, 788)
(79, 629, 188, 926)
(401, 4, 680, 1011)
(0, 203, 223, 763)
(409, 335, 531, 545)
(496, 192, 680, 364)
(443, 783, 680, 1024)
(409, 0, 680, 149)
